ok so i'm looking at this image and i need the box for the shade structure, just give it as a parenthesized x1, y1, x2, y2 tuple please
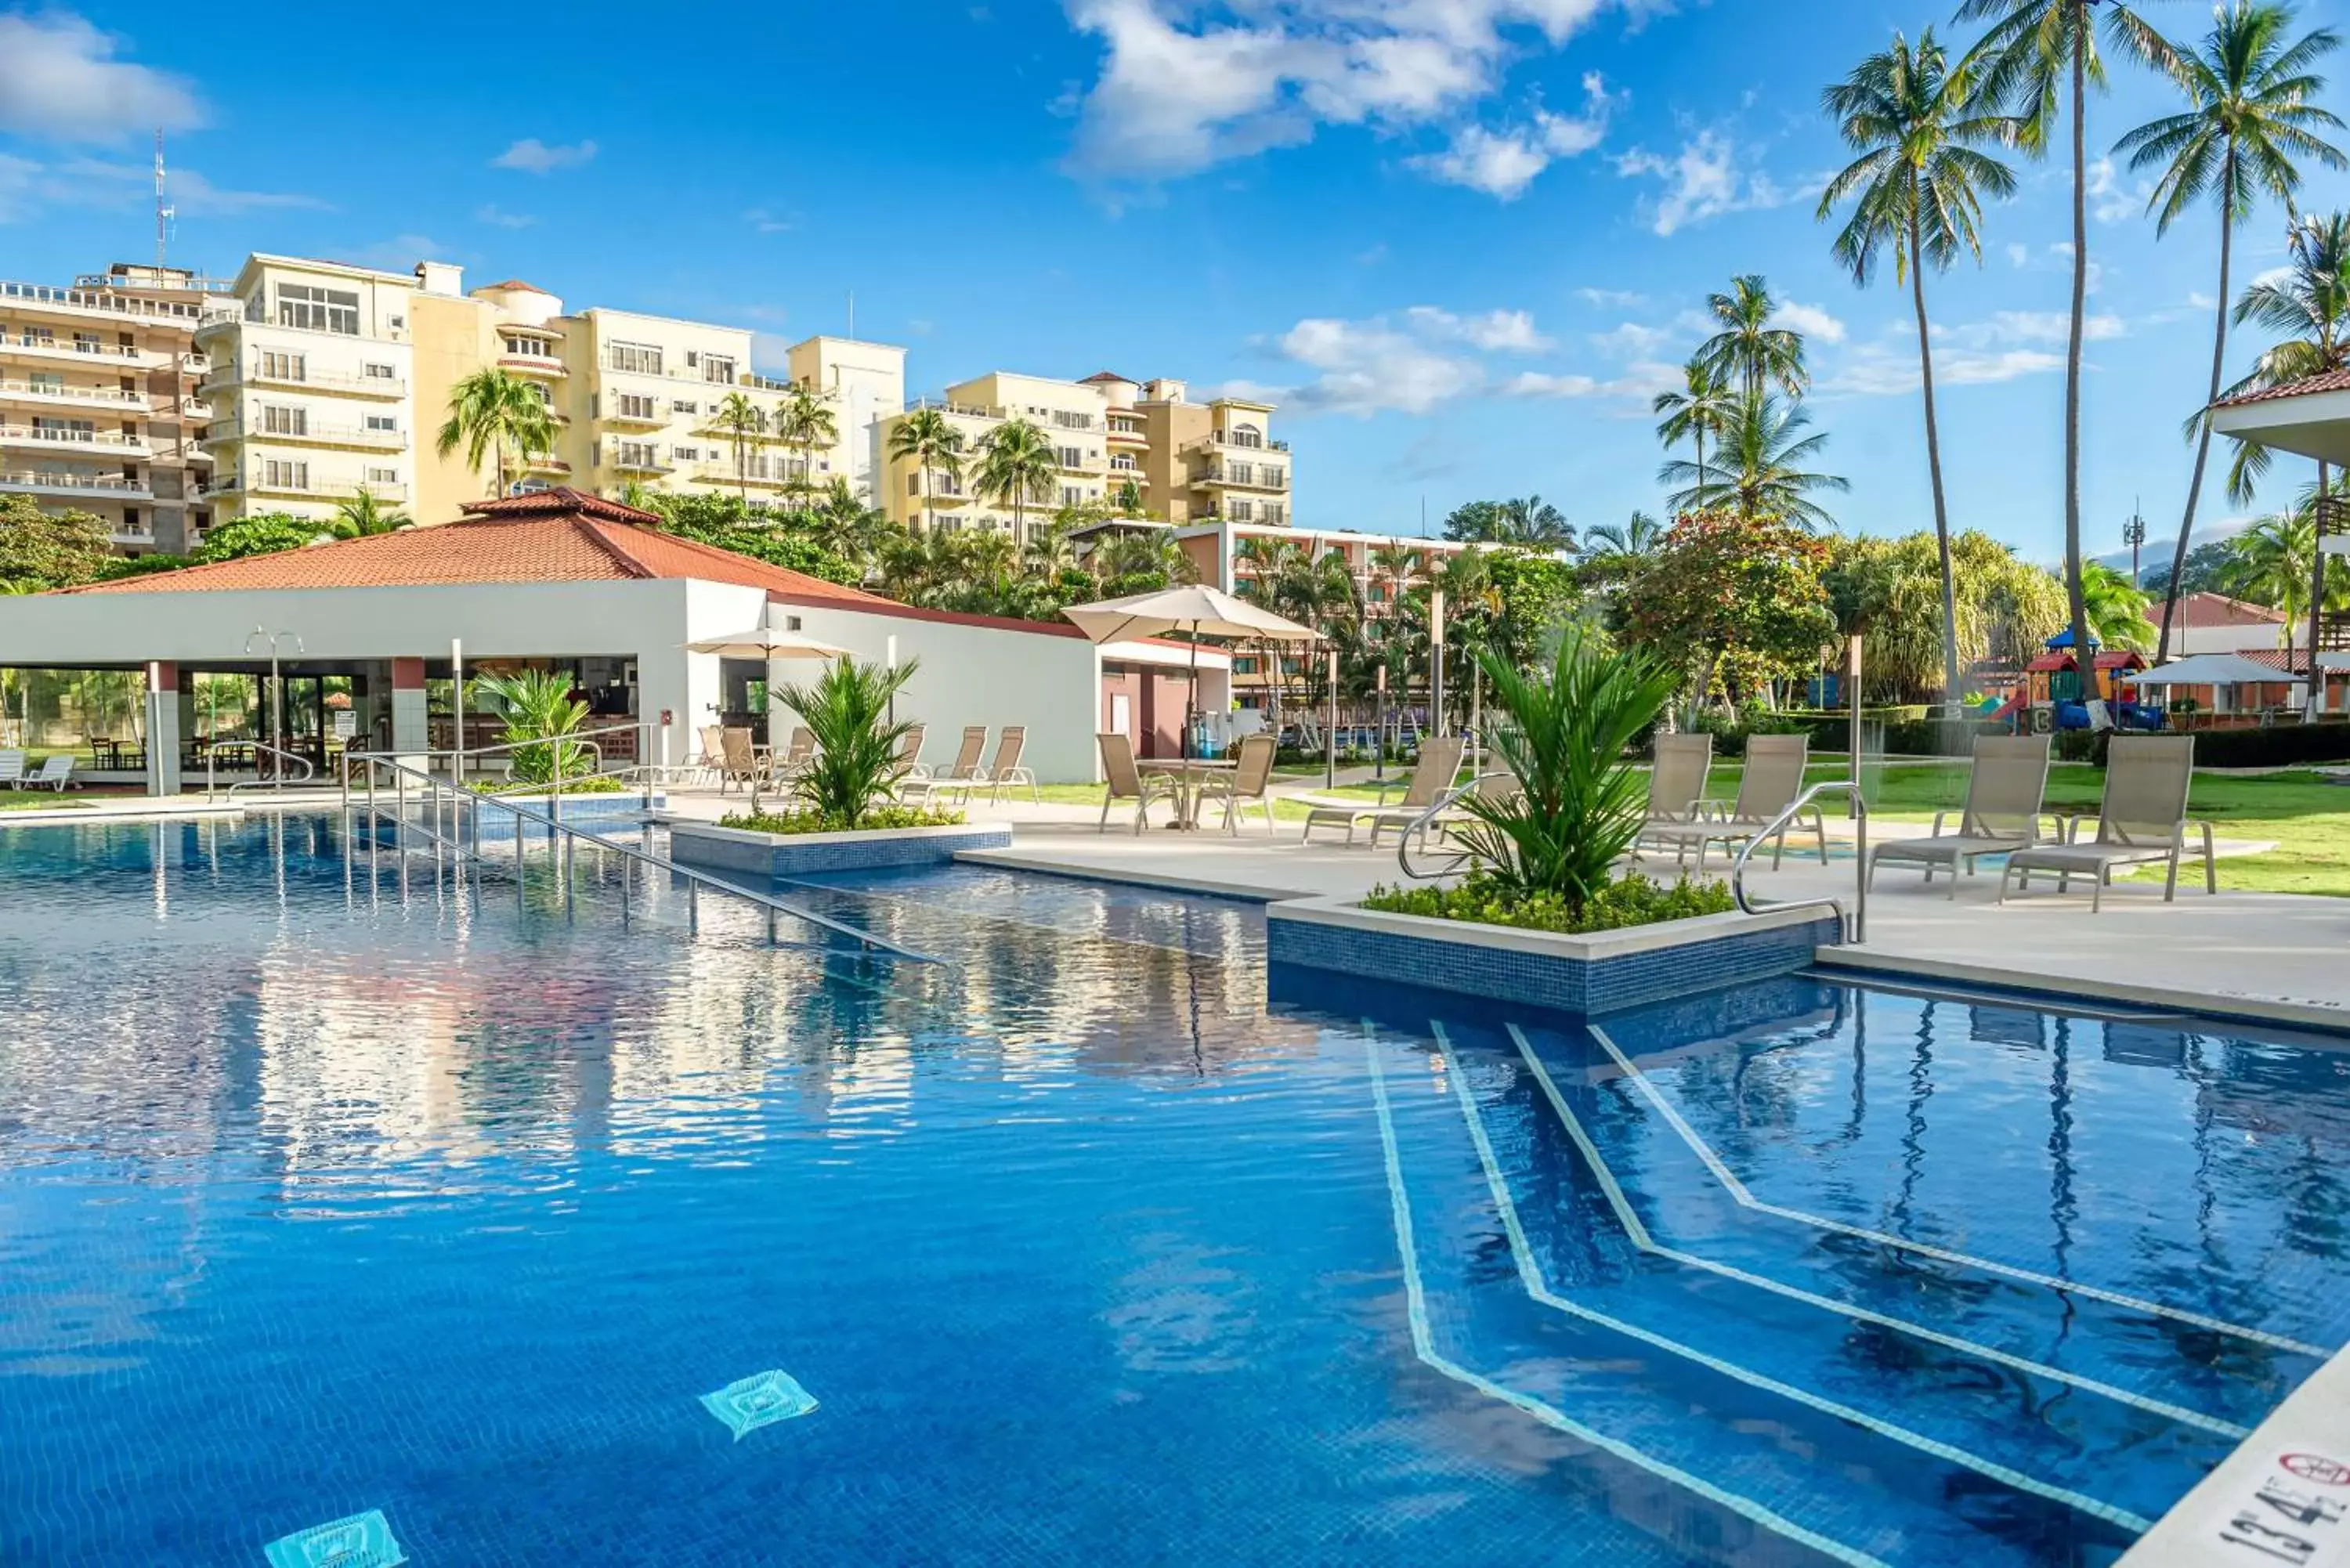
(2132, 652, 2297, 688)
(1064, 584, 1319, 758)
(685, 627, 851, 660)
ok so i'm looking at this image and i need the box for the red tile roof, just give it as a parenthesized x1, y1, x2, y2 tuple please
(1077, 370, 1135, 385)
(480, 279, 550, 294)
(2213, 367, 2350, 407)
(2154, 591, 2287, 628)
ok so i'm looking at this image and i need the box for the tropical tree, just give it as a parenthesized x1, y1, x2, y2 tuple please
(332, 486, 410, 537)
(772, 385, 840, 502)
(888, 408, 965, 537)
(1025, 518, 1083, 577)
(961, 527, 1020, 586)
(436, 367, 556, 503)
(1660, 394, 1849, 528)
(973, 417, 1061, 543)
(1618, 511, 1838, 715)
(705, 392, 768, 504)
(1368, 542, 1424, 615)
(1495, 495, 1576, 550)
(1695, 275, 1810, 402)
(1095, 527, 1200, 586)
(1650, 359, 1739, 496)
(1958, 0, 2178, 716)
(2222, 507, 2317, 667)
(2119, 2, 2344, 664)
(773, 656, 920, 828)
(474, 669, 593, 784)
(1819, 26, 2019, 710)
(2081, 561, 2156, 650)
(0, 495, 114, 589)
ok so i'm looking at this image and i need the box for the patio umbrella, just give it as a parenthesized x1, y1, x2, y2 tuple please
(1064, 583, 1320, 758)
(684, 628, 851, 659)
(2131, 652, 2294, 687)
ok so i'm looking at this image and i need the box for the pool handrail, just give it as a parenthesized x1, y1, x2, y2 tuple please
(1732, 779, 1866, 944)
(1394, 771, 1512, 882)
(211, 741, 316, 802)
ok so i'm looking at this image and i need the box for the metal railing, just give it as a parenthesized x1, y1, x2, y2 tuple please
(1394, 772, 1507, 881)
(210, 741, 317, 800)
(1731, 780, 1867, 944)
(341, 750, 939, 963)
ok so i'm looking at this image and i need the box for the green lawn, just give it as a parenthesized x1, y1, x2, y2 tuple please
(0, 794, 93, 811)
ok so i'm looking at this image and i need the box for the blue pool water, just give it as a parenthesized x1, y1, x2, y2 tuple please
(0, 815, 2343, 1566)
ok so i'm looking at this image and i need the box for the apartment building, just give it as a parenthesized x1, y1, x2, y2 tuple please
(202, 255, 907, 526)
(877, 372, 1115, 538)
(0, 262, 229, 554)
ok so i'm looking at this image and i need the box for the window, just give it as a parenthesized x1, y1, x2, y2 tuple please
(367, 466, 398, 484)
(1228, 463, 1253, 486)
(1263, 467, 1285, 489)
(73, 331, 100, 353)
(1052, 410, 1093, 429)
(259, 350, 306, 381)
(907, 475, 921, 497)
(262, 405, 308, 436)
(363, 363, 396, 381)
(28, 372, 62, 393)
(702, 355, 735, 385)
(1058, 446, 1083, 469)
(502, 334, 550, 356)
(684, 350, 699, 369)
(1231, 500, 1253, 522)
(671, 399, 698, 415)
(262, 459, 309, 490)
(607, 341, 663, 376)
(616, 392, 656, 421)
(615, 441, 659, 468)
(276, 284, 360, 334)
(1227, 423, 1264, 448)
(1261, 504, 1285, 526)
(364, 414, 396, 432)
(1109, 456, 1137, 471)
(672, 446, 700, 462)
(1060, 486, 1082, 507)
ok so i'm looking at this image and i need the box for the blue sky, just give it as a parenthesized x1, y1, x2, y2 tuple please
(4, 1, 2346, 564)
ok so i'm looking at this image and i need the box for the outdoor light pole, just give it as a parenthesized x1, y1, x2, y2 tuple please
(1429, 589, 1447, 739)
(450, 637, 465, 788)
(1373, 663, 1387, 782)
(1325, 649, 1339, 791)
(244, 627, 303, 789)
(886, 633, 898, 725)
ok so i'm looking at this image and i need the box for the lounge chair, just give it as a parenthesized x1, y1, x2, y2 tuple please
(889, 723, 927, 789)
(774, 726, 815, 779)
(1636, 734, 1712, 847)
(902, 724, 987, 806)
(1998, 735, 2215, 912)
(718, 727, 762, 794)
(0, 750, 24, 788)
(1637, 733, 1825, 869)
(1096, 732, 1178, 833)
(977, 725, 1039, 804)
(24, 755, 71, 792)
(1195, 733, 1278, 835)
(1300, 735, 1466, 847)
(1867, 735, 2052, 899)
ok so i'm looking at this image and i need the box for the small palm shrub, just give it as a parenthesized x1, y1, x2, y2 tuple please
(776, 656, 918, 828)
(474, 670, 593, 784)
(1453, 626, 1679, 912)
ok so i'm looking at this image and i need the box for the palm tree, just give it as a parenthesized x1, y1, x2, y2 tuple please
(972, 417, 1061, 544)
(1651, 359, 1738, 501)
(772, 384, 840, 503)
(706, 392, 768, 504)
(888, 408, 965, 537)
(1694, 275, 1810, 402)
(616, 479, 661, 515)
(2120, 3, 2344, 667)
(1096, 527, 1199, 585)
(962, 528, 1019, 585)
(1367, 542, 1423, 617)
(2080, 561, 2156, 650)
(1660, 393, 1850, 528)
(332, 485, 410, 537)
(1958, 0, 2178, 710)
(1582, 510, 1664, 558)
(436, 367, 556, 503)
(1025, 518, 1082, 578)
(1495, 495, 1576, 550)
(1820, 27, 2018, 710)
(2222, 506, 2316, 669)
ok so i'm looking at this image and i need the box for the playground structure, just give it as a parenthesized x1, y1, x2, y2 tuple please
(1988, 631, 2159, 733)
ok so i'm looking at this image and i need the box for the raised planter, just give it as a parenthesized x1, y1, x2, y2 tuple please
(669, 819, 1012, 880)
(1266, 895, 1842, 1016)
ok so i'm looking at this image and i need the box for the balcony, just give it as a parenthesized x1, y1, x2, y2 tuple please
(1198, 464, 1289, 491)
(691, 462, 794, 488)
(519, 453, 573, 475)
(1, 277, 233, 326)
(2, 337, 159, 370)
(0, 470, 152, 500)
(0, 378, 147, 413)
(202, 362, 407, 399)
(1106, 422, 1148, 446)
(498, 352, 567, 378)
(1194, 432, 1289, 453)
(905, 396, 1001, 420)
(208, 419, 404, 451)
(237, 475, 409, 504)
(602, 404, 667, 428)
(606, 449, 673, 475)
(0, 425, 154, 459)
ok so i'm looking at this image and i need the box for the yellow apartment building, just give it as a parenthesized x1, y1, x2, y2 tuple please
(0, 262, 228, 553)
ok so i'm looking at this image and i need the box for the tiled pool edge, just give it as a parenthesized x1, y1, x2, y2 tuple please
(674, 820, 1012, 878)
(2114, 1342, 2350, 1566)
(1265, 896, 1840, 1016)
(1813, 948, 2350, 1039)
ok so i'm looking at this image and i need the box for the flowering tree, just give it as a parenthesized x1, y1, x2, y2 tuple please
(1616, 510, 1836, 715)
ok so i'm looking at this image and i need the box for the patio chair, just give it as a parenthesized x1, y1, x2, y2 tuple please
(1867, 735, 2052, 899)
(1636, 734, 1712, 847)
(24, 755, 72, 792)
(889, 723, 928, 789)
(0, 750, 24, 788)
(1998, 735, 2215, 912)
(977, 725, 1039, 804)
(1300, 735, 1466, 847)
(901, 724, 988, 807)
(718, 727, 762, 794)
(773, 726, 816, 780)
(1195, 733, 1278, 835)
(1636, 733, 1825, 869)
(1096, 732, 1178, 833)
(695, 724, 727, 784)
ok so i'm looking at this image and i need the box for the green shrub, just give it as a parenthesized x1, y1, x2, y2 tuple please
(468, 774, 627, 795)
(718, 804, 964, 834)
(473, 670, 595, 782)
(2182, 722, 2350, 769)
(1361, 871, 1735, 934)
(773, 656, 919, 827)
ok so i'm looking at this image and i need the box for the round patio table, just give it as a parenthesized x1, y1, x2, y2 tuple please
(1137, 757, 1235, 831)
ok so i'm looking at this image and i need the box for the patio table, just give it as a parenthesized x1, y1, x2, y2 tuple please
(1138, 757, 1235, 831)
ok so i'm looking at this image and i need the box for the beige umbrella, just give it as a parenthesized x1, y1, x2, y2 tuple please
(685, 627, 851, 659)
(1065, 583, 1319, 758)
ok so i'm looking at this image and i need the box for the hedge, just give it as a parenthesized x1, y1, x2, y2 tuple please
(2179, 722, 2350, 769)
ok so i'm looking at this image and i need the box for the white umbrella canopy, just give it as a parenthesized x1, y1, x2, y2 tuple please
(684, 627, 851, 659)
(1065, 583, 1320, 759)
(2133, 652, 2294, 687)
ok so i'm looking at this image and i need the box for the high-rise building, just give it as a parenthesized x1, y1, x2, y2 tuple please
(0, 262, 230, 554)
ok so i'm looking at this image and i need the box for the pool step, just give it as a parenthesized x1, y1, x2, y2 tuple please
(1365, 1023, 2131, 1568)
(1430, 1017, 2235, 1536)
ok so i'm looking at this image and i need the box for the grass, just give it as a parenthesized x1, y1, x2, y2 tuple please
(0, 794, 92, 811)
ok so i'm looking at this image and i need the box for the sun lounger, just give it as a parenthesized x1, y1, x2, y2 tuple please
(976, 725, 1039, 804)
(902, 725, 988, 806)
(1867, 735, 2052, 898)
(0, 751, 24, 788)
(1195, 733, 1278, 835)
(1300, 735, 1466, 847)
(1999, 735, 2215, 911)
(1636, 733, 1825, 869)
(24, 755, 71, 792)
(1096, 732, 1178, 833)
(1635, 733, 1712, 847)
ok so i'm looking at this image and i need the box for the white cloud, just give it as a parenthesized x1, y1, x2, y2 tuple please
(2005, 242, 2030, 268)
(1590, 320, 1670, 356)
(1408, 71, 1617, 199)
(2187, 291, 2218, 311)
(1501, 361, 1678, 400)
(743, 207, 794, 233)
(491, 138, 598, 174)
(1061, 0, 1625, 186)
(0, 12, 201, 143)
(352, 235, 450, 269)
(1614, 125, 1789, 236)
(1576, 286, 1647, 307)
(1822, 345, 2069, 396)
(1241, 301, 1654, 415)
(1770, 298, 1846, 344)
(2086, 156, 2156, 224)
(475, 204, 537, 229)
(0, 154, 318, 222)
(1935, 309, 2125, 349)
(1403, 305, 1552, 352)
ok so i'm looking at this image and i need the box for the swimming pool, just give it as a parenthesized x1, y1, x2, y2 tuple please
(0, 815, 2341, 1565)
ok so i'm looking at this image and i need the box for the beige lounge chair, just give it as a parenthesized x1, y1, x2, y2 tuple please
(1636, 734, 1713, 847)
(718, 727, 761, 793)
(1096, 732, 1178, 833)
(1195, 733, 1278, 835)
(1867, 735, 2052, 898)
(1638, 733, 1825, 869)
(978, 725, 1039, 804)
(1300, 735, 1466, 847)
(889, 723, 927, 788)
(1998, 735, 2215, 911)
(902, 724, 987, 806)
(774, 726, 815, 779)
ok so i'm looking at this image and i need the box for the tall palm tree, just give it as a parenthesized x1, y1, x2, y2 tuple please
(1660, 393, 1851, 528)
(887, 408, 964, 537)
(1651, 359, 1738, 502)
(972, 417, 1061, 545)
(1495, 495, 1577, 550)
(1367, 542, 1423, 616)
(2225, 211, 2350, 714)
(2119, 2, 2343, 666)
(1820, 27, 2018, 708)
(1958, 0, 2178, 706)
(705, 392, 768, 504)
(1694, 275, 1810, 402)
(436, 367, 555, 504)
(2080, 561, 2156, 649)
(772, 384, 840, 504)
(2222, 507, 2316, 668)
(332, 485, 410, 537)
(1582, 510, 1663, 558)
(1025, 518, 1082, 578)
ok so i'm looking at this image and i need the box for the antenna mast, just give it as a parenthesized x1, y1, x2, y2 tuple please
(154, 129, 172, 269)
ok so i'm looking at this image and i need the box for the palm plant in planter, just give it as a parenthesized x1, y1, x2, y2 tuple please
(474, 670, 594, 786)
(774, 656, 920, 828)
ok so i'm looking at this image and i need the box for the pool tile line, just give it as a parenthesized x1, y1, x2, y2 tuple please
(1430, 1021, 2157, 1534)
(1361, 1025, 1893, 1568)
(1506, 1024, 2251, 1441)
(1582, 1022, 2330, 1362)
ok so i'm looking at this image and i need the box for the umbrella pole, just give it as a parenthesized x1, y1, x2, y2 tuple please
(1184, 627, 1198, 762)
